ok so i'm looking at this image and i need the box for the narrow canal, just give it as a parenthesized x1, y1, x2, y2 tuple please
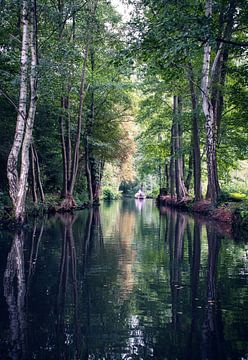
(0, 199, 248, 359)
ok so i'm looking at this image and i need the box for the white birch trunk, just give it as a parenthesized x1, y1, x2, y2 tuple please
(7, 0, 38, 222)
(15, 0, 38, 222)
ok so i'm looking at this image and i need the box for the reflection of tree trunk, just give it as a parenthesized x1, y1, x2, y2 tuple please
(55, 208, 103, 358)
(201, 225, 226, 360)
(56, 212, 104, 358)
(4, 231, 27, 360)
(83, 207, 104, 273)
(187, 221, 202, 358)
(56, 213, 82, 357)
(168, 211, 186, 332)
(26, 222, 44, 296)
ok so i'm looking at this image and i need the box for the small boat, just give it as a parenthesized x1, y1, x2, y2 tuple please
(135, 189, 146, 199)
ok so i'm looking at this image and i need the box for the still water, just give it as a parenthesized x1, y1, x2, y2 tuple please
(0, 199, 248, 360)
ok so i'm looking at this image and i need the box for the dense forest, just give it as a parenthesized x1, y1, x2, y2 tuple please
(0, 0, 248, 224)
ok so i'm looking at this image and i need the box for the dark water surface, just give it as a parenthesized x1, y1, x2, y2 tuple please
(0, 199, 248, 360)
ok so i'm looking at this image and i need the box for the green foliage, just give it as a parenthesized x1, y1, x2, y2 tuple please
(229, 193, 248, 201)
(102, 187, 122, 201)
(146, 187, 160, 199)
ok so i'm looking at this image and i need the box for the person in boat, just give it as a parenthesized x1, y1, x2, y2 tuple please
(135, 185, 146, 199)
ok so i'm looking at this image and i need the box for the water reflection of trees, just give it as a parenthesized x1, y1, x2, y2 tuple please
(3, 222, 43, 360)
(4, 230, 27, 360)
(159, 207, 228, 360)
(201, 225, 226, 360)
(55, 208, 103, 359)
(2, 203, 248, 359)
(168, 211, 187, 331)
(2, 208, 104, 360)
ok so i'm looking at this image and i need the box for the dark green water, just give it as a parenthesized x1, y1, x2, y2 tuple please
(0, 199, 248, 360)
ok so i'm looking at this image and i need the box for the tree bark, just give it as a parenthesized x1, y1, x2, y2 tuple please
(7, 0, 38, 222)
(212, 0, 236, 141)
(30, 144, 38, 204)
(68, 44, 89, 196)
(187, 63, 203, 201)
(85, 144, 93, 204)
(15, 0, 38, 221)
(33, 145, 45, 203)
(185, 150, 193, 192)
(164, 162, 169, 194)
(173, 96, 187, 201)
(60, 98, 68, 198)
(169, 122, 175, 197)
(201, 0, 220, 203)
(7, 0, 29, 209)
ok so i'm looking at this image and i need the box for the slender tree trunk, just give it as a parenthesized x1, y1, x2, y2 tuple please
(187, 63, 203, 201)
(85, 27, 98, 204)
(30, 144, 38, 204)
(85, 144, 93, 204)
(185, 150, 193, 192)
(66, 98, 72, 189)
(91, 158, 101, 205)
(60, 98, 68, 198)
(7, 0, 38, 222)
(7, 0, 29, 212)
(213, 0, 236, 142)
(201, 0, 221, 203)
(68, 44, 89, 196)
(170, 122, 175, 197)
(15, 0, 38, 221)
(173, 96, 187, 201)
(165, 162, 169, 193)
(33, 145, 45, 203)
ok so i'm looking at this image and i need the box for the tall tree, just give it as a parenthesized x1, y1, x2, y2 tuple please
(7, 0, 38, 222)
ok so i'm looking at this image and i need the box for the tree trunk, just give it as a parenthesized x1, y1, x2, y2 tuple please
(213, 0, 236, 142)
(7, 0, 38, 222)
(85, 144, 93, 204)
(185, 150, 193, 192)
(30, 144, 38, 204)
(60, 98, 68, 198)
(85, 28, 97, 204)
(173, 96, 187, 201)
(15, 0, 38, 222)
(187, 63, 203, 201)
(68, 44, 89, 196)
(7, 0, 29, 211)
(33, 145, 45, 203)
(91, 158, 102, 205)
(164, 162, 169, 194)
(201, 0, 220, 203)
(169, 122, 175, 197)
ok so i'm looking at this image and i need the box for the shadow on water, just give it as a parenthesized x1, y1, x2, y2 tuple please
(0, 200, 248, 359)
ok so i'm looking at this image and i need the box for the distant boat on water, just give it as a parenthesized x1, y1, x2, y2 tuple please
(135, 189, 146, 199)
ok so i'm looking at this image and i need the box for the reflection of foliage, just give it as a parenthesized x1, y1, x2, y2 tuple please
(0, 201, 248, 358)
